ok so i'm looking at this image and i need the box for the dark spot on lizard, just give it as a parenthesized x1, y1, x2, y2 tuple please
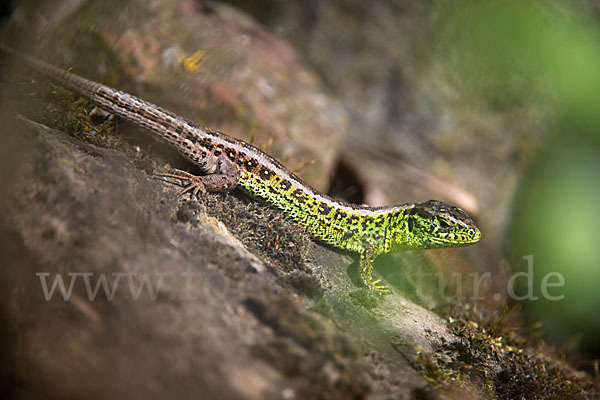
(226, 149, 237, 161)
(201, 139, 214, 151)
(259, 166, 273, 180)
(334, 210, 347, 220)
(212, 143, 224, 156)
(159, 119, 172, 130)
(280, 179, 292, 191)
(347, 215, 359, 226)
(246, 158, 259, 170)
(361, 216, 374, 230)
(317, 203, 332, 216)
(292, 189, 307, 203)
(184, 131, 197, 143)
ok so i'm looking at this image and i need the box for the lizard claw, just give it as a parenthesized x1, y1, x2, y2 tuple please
(367, 279, 392, 296)
(154, 170, 206, 198)
(177, 178, 206, 198)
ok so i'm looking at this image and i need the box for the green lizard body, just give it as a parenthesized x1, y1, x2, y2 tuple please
(3, 47, 481, 294)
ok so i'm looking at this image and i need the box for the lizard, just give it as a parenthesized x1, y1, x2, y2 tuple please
(1, 46, 481, 294)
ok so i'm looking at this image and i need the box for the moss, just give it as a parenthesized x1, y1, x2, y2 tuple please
(198, 191, 311, 275)
(348, 289, 379, 310)
(411, 311, 599, 399)
(12, 74, 121, 149)
(160, 183, 315, 294)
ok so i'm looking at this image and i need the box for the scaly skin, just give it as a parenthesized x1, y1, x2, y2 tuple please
(3, 47, 481, 294)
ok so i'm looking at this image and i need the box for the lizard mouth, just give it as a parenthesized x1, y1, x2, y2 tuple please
(456, 227, 481, 244)
(469, 227, 482, 243)
(425, 226, 481, 248)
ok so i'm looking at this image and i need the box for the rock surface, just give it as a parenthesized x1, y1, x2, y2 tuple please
(0, 114, 457, 400)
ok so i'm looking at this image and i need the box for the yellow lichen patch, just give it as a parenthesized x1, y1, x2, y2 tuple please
(177, 50, 206, 74)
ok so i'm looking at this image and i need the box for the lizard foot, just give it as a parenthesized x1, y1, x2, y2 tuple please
(154, 170, 206, 198)
(367, 279, 392, 296)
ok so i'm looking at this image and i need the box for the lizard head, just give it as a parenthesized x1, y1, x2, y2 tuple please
(389, 200, 481, 251)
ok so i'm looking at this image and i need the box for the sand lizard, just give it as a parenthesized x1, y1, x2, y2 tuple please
(2, 47, 481, 294)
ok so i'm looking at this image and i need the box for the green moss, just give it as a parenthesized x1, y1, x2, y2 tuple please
(6, 21, 131, 147)
(348, 289, 379, 310)
(15, 77, 119, 148)
(411, 312, 599, 399)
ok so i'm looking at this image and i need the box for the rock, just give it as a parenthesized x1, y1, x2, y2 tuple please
(0, 116, 458, 399)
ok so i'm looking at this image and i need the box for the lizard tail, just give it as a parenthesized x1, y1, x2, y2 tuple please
(0, 44, 103, 101)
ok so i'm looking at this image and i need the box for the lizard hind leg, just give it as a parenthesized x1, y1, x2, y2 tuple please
(154, 170, 207, 198)
(155, 151, 240, 196)
(154, 167, 239, 197)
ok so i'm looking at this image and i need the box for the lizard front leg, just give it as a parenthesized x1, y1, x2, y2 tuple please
(359, 245, 392, 295)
